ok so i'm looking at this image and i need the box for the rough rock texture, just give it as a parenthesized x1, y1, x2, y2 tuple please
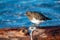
(0, 27, 60, 40)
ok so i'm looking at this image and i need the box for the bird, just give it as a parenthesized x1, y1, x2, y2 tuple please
(26, 11, 51, 26)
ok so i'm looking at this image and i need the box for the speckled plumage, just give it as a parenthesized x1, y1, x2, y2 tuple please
(26, 12, 51, 24)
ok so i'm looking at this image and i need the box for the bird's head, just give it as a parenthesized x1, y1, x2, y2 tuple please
(25, 12, 36, 20)
(26, 12, 32, 17)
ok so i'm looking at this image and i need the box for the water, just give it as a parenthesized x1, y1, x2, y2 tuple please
(0, 0, 60, 28)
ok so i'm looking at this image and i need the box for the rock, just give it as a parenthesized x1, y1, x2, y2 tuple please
(0, 27, 60, 40)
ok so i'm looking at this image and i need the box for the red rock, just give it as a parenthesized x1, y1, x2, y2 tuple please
(0, 27, 59, 40)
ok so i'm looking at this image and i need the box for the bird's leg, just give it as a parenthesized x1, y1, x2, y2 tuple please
(35, 24, 39, 27)
(32, 24, 36, 27)
(32, 24, 38, 27)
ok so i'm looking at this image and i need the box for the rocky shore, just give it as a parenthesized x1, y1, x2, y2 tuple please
(0, 26, 60, 40)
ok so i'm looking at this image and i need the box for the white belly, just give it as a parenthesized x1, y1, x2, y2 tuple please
(30, 17, 44, 24)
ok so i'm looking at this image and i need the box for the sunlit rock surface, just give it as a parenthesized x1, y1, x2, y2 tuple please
(0, 27, 59, 40)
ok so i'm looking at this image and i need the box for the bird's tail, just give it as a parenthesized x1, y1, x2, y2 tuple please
(45, 17, 51, 20)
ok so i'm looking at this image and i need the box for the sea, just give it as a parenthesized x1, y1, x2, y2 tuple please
(0, 0, 60, 28)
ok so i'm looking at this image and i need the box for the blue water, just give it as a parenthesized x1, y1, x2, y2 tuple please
(0, 0, 60, 28)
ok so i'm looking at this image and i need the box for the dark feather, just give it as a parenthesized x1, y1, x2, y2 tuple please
(32, 11, 51, 20)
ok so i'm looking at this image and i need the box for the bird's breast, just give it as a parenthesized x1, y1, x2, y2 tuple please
(30, 18, 44, 24)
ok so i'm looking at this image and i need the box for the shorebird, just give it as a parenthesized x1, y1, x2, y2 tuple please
(26, 11, 51, 40)
(26, 11, 51, 26)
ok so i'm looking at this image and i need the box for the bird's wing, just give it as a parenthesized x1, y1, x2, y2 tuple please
(35, 13, 51, 20)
